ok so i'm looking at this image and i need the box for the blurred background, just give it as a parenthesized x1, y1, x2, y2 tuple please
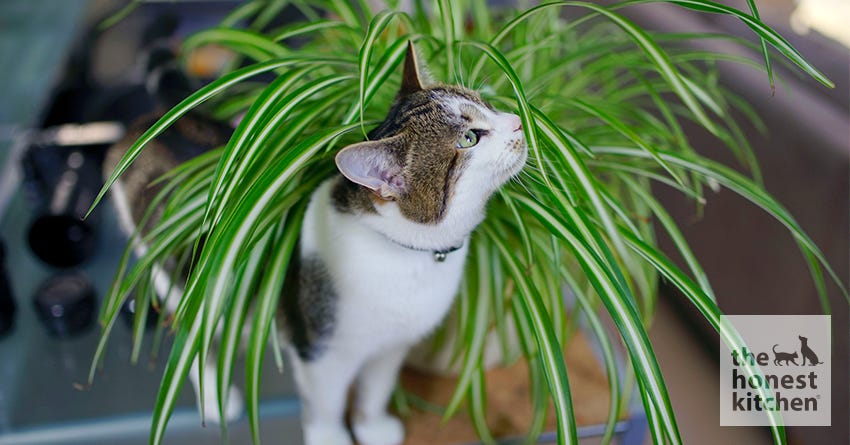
(632, 1, 849, 445)
(0, 1, 846, 444)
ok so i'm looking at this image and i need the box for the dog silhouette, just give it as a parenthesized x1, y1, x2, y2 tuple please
(772, 344, 798, 366)
(799, 335, 823, 365)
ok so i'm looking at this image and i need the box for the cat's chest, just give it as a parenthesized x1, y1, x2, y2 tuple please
(300, 180, 467, 346)
(325, 227, 466, 342)
(335, 236, 466, 303)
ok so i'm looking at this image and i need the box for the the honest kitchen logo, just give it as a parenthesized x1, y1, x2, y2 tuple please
(730, 336, 822, 412)
(720, 315, 831, 426)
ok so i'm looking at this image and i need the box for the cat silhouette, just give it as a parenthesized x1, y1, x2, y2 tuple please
(799, 335, 823, 366)
(772, 344, 798, 366)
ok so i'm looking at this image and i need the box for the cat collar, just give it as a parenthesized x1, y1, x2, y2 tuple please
(431, 244, 464, 262)
(385, 236, 464, 262)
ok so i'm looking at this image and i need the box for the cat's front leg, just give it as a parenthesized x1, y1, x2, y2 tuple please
(289, 347, 360, 445)
(352, 345, 408, 445)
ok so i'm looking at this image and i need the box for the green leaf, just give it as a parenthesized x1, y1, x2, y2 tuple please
(216, 229, 268, 433)
(662, 0, 832, 88)
(272, 20, 354, 42)
(525, 354, 550, 444)
(443, 241, 493, 420)
(219, 1, 264, 28)
(460, 41, 545, 186)
(90, 57, 350, 217)
(620, 228, 787, 444)
(150, 300, 203, 445)
(508, 195, 682, 444)
(468, 366, 496, 445)
(570, 98, 686, 187)
(578, 1, 719, 135)
(619, 175, 715, 301)
(204, 71, 352, 235)
(561, 268, 622, 444)
(595, 146, 848, 306)
(183, 28, 290, 61)
(246, 205, 304, 444)
(486, 226, 579, 445)
(436, 0, 459, 80)
(357, 11, 413, 135)
(532, 108, 629, 270)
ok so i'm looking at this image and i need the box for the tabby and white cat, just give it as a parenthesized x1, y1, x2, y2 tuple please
(106, 42, 526, 445)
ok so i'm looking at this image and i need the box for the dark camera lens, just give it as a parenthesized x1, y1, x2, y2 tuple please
(32, 272, 96, 338)
(28, 214, 95, 268)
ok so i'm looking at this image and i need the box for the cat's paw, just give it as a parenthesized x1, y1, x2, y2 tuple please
(352, 414, 404, 445)
(303, 423, 353, 445)
(196, 385, 244, 425)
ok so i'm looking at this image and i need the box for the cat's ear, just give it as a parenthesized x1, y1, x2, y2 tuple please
(336, 138, 406, 200)
(399, 40, 429, 97)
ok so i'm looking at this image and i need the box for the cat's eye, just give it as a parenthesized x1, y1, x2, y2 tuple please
(457, 129, 482, 148)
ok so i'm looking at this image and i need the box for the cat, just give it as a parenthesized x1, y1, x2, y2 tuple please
(105, 41, 527, 445)
(772, 344, 798, 366)
(798, 335, 823, 366)
(281, 43, 526, 445)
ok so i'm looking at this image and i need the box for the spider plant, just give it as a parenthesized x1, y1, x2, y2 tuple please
(89, 1, 846, 444)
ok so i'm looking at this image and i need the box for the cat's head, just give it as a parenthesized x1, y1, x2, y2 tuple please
(335, 42, 526, 249)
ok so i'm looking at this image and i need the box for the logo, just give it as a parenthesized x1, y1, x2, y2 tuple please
(719, 315, 831, 426)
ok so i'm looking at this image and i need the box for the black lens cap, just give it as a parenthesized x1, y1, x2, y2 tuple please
(32, 272, 96, 338)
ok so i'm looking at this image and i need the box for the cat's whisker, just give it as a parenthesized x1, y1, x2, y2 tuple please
(474, 74, 492, 94)
(510, 174, 536, 197)
(516, 171, 547, 191)
(515, 166, 575, 196)
(516, 172, 549, 199)
(456, 49, 468, 89)
(467, 70, 479, 91)
(517, 161, 544, 175)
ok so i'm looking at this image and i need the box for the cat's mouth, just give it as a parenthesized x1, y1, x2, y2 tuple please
(501, 136, 528, 178)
